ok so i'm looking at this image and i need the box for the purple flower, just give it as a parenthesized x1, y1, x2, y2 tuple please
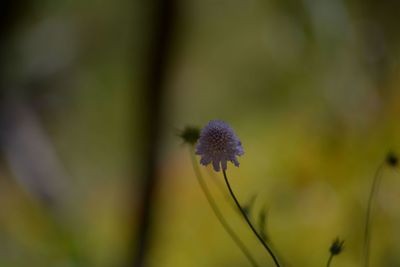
(196, 120, 244, 172)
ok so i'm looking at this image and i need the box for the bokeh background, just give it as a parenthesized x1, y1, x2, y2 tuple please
(1, 0, 400, 267)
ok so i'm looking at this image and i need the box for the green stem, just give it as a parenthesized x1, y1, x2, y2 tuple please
(326, 254, 333, 267)
(363, 163, 384, 267)
(189, 149, 260, 267)
(222, 169, 281, 267)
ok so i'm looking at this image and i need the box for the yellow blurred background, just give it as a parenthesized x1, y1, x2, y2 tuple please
(1, 0, 400, 266)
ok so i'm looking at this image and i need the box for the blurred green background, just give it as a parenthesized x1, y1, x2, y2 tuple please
(1, 0, 400, 266)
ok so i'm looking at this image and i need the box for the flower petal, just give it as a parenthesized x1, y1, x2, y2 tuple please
(200, 156, 212, 166)
(212, 161, 221, 172)
(232, 157, 240, 167)
(221, 160, 228, 171)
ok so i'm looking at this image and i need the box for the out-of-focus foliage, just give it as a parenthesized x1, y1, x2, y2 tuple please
(1, 0, 400, 267)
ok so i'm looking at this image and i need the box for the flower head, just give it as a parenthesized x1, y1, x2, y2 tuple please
(178, 126, 200, 145)
(386, 152, 398, 167)
(329, 237, 344, 256)
(196, 120, 244, 172)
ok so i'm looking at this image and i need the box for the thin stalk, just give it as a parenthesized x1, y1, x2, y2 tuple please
(222, 169, 281, 267)
(189, 148, 260, 267)
(326, 254, 333, 267)
(363, 163, 384, 267)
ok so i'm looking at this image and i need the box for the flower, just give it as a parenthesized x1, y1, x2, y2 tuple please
(196, 120, 244, 172)
(178, 126, 200, 145)
(329, 237, 344, 256)
(386, 152, 398, 167)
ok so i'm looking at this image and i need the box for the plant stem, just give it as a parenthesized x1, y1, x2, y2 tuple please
(222, 169, 281, 267)
(326, 254, 333, 267)
(189, 149, 260, 267)
(363, 162, 384, 267)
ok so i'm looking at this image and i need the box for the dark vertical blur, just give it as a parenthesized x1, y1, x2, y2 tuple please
(129, 1, 178, 267)
(0, 0, 25, 168)
(0, 1, 21, 102)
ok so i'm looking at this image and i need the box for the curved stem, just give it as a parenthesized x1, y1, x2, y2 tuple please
(326, 254, 333, 267)
(222, 169, 281, 267)
(363, 162, 384, 267)
(189, 149, 260, 267)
